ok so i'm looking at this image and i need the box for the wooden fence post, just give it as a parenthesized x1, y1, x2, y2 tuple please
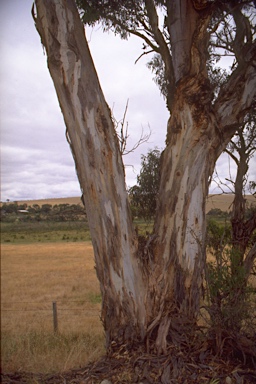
(52, 301, 58, 333)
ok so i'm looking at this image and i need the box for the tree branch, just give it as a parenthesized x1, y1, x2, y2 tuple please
(229, 4, 253, 66)
(225, 148, 239, 166)
(135, 49, 154, 64)
(144, 0, 174, 103)
(113, 100, 152, 156)
(214, 41, 256, 147)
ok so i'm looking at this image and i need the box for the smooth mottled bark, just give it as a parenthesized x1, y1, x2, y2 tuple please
(34, 0, 148, 347)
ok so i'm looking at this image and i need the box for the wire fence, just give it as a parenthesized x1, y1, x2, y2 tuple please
(1, 300, 101, 333)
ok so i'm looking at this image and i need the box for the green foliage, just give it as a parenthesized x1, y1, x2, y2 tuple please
(206, 218, 231, 252)
(0, 219, 154, 245)
(207, 208, 229, 217)
(41, 204, 52, 213)
(0, 221, 91, 244)
(88, 292, 102, 304)
(76, 0, 145, 39)
(129, 148, 161, 221)
(207, 252, 248, 329)
(206, 219, 255, 340)
(75, 0, 256, 115)
(245, 202, 256, 220)
(1, 202, 18, 214)
(147, 54, 169, 103)
(249, 181, 256, 195)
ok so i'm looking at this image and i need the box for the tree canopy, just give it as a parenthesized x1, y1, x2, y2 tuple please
(76, 0, 256, 114)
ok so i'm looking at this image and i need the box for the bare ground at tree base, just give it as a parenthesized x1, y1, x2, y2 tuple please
(1, 341, 256, 384)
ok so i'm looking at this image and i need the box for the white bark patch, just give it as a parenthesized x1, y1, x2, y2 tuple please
(117, 203, 137, 299)
(55, 4, 85, 133)
(217, 103, 233, 123)
(83, 107, 101, 152)
(123, 247, 137, 298)
(242, 68, 256, 106)
(57, 12, 75, 80)
(109, 264, 123, 298)
(83, 107, 94, 134)
(72, 59, 82, 111)
(175, 165, 189, 261)
(181, 105, 193, 134)
(183, 182, 203, 272)
(104, 200, 115, 226)
(176, 166, 189, 218)
(162, 138, 191, 262)
(166, 106, 193, 191)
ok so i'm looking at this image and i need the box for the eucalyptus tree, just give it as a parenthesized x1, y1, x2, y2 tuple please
(33, 0, 256, 353)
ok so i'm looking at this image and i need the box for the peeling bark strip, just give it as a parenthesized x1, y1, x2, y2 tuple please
(34, 0, 147, 345)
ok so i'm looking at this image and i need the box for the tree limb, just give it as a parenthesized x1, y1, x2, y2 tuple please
(225, 148, 239, 166)
(214, 41, 256, 150)
(144, 0, 174, 104)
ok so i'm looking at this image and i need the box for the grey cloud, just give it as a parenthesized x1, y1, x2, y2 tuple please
(0, 1, 254, 202)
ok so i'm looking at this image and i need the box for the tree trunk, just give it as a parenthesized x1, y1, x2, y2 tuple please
(34, 0, 148, 347)
(145, 76, 218, 351)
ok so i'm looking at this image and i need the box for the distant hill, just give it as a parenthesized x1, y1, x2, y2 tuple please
(1, 194, 255, 213)
(206, 194, 255, 213)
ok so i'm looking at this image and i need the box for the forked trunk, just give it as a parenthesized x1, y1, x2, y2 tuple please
(34, 0, 256, 354)
(33, 0, 219, 352)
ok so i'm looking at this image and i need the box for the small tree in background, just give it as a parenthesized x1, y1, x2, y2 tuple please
(226, 110, 256, 275)
(129, 148, 161, 221)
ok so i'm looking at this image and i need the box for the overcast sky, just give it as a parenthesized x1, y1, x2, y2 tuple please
(0, 0, 255, 202)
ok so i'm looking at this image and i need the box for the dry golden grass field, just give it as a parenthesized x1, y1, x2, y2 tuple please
(1, 242, 104, 373)
(1, 194, 255, 375)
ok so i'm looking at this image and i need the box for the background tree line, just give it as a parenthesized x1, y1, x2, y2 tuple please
(0, 202, 86, 222)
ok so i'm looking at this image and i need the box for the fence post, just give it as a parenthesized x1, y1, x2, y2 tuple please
(52, 301, 58, 333)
